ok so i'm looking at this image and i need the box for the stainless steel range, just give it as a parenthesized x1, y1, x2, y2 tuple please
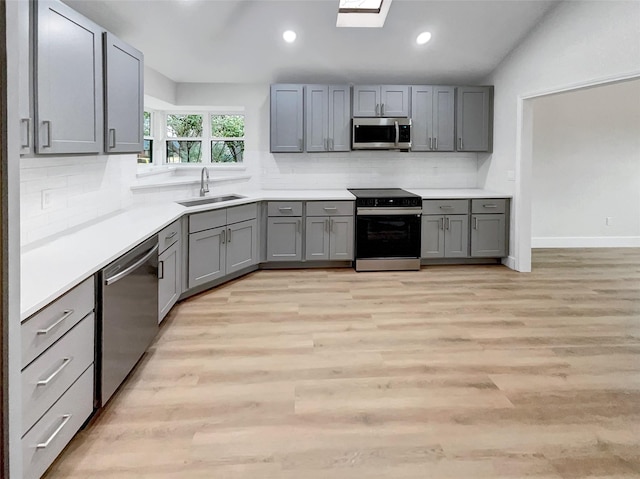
(348, 188, 422, 271)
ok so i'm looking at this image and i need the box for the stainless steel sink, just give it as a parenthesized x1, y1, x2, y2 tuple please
(177, 194, 245, 207)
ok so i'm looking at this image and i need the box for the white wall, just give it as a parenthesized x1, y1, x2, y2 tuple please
(175, 82, 479, 190)
(20, 155, 137, 248)
(532, 79, 640, 247)
(480, 0, 640, 270)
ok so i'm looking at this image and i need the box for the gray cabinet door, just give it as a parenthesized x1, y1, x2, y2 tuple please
(226, 219, 258, 274)
(36, 0, 103, 154)
(352, 85, 380, 117)
(267, 217, 302, 261)
(18, 0, 33, 155)
(329, 216, 354, 260)
(305, 85, 328, 152)
(433, 86, 455, 151)
(104, 32, 144, 153)
(188, 226, 226, 288)
(270, 84, 304, 152)
(305, 217, 330, 260)
(410, 86, 433, 151)
(444, 215, 469, 258)
(328, 85, 351, 151)
(456, 86, 493, 152)
(381, 85, 409, 117)
(159, 239, 181, 323)
(421, 215, 445, 258)
(471, 214, 506, 257)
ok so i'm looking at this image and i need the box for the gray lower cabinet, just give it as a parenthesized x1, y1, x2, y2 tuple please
(471, 214, 507, 257)
(36, 0, 104, 154)
(304, 216, 354, 261)
(158, 240, 181, 323)
(188, 226, 226, 288)
(270, 84, 304, 152)
(267, 217, 303, 261)
(456, 86, 493, 152)
(226, 219, 259, 274)
(421, 215, 469, 258)
(104, 32, 144, 153)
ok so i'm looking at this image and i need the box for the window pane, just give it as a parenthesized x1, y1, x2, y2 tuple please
(137, 139, 153, 164)
(167, 114, 203, 137)
(212, 140, 243, 163)
(211, 115, 244, 138)
(143, 111, 151, 136)
(166, 140, 202, 163)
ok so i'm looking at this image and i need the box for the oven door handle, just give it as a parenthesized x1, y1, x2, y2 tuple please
(357, 207, 422, 216)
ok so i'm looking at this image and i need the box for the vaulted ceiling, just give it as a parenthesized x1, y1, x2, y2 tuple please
(64, 0, 560, 85)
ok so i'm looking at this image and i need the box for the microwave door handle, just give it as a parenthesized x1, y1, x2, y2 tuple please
(394, 121, 399, 146)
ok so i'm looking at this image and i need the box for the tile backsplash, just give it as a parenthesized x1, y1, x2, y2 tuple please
(20, 154, 137, 247)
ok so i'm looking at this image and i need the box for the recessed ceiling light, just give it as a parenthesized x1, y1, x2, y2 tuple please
(283, 30, 297, 43)
(416, 31, 432, 45)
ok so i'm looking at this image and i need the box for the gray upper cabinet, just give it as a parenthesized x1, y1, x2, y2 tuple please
(456, 86, 493, 152)
(17, 0, 33, 155)
(305, 85, 351, 152)
(411, 86, 454, 152)
(270, 84, 304, 152)
(353, 85, 409, 117)
(36, 0, 104, 154)
(104, 32, 144, 153)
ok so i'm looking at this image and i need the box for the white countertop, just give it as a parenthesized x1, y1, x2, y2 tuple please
(21, 188, 510, 320)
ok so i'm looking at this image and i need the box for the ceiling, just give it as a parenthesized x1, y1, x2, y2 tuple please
(64, 0, 560, 85)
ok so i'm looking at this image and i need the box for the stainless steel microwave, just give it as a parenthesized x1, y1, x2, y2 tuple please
(352, 117, 412, 150)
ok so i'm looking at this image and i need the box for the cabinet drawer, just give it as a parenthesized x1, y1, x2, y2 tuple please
(227, 203, 257, 225)
(22, 364, 94, 479)
(422, 199, 469, 215)
(471, 198, 507, 214)
(22, 314, 95, 436)
(189, 208, 227, 234)
(22, 276, 94, 369)
(158, 219, 182, 254)
(268, 201, 302, 217)
(306, 201, 354, 217)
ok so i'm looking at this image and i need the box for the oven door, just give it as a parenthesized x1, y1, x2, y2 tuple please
(355, 209, 422, 260)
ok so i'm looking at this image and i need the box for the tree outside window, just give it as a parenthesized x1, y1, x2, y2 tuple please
(211, 115, 244, 163)
(137, 111, 153, 164)
(166, 114, 203, 163)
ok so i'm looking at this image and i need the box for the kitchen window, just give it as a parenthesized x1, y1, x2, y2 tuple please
(137, 111, 154, 164)
(211, 114, 244, 163)
(166, 114, 203, 163)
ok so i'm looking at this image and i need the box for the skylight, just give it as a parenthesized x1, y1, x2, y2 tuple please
(336, 0, 393, 28)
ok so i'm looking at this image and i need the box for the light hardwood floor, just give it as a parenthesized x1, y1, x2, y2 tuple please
(45, 249, 640, 478)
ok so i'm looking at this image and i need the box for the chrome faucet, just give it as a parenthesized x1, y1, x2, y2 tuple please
(200, 167, 209, 197)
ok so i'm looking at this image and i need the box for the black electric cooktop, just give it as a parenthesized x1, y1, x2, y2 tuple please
(348, 188, 421, 208)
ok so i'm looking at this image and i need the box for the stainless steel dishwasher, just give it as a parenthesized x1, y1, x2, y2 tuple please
(98, 235, 159, 406)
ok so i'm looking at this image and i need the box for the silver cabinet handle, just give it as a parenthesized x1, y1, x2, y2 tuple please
(394, 120, 399, 145)
(323, 207, 337, 211)
(434, 137, 438, 150)
(42, 120, 52, 148)
(36, 414, 72, 449)
(278, 207, 293, 211)
(37, 310, 74, 335)
(458, 138, 463, 150)
(221, 229, 226, 244)
(297, 219, 301, 233)
(37, 358, 72, 387)
(375, 104, 379, 116)
(166, 231, 178, 239)
(109, 128, 116, 149)
(439, 205, 453, 209)
(158, 260, 164, 279)
(105, 244, 159, 286)
(381, 103, 385, 116)
(227, 228, 231, 243)
(439, 217, 444, 230)
(483, 204, 498, 208)
(473, 216, 478, 229)
(325, 219, 330, 233)
(21, 118, 31, 148)
(429, 137, 433, 150)
(445, 217, 450, 230)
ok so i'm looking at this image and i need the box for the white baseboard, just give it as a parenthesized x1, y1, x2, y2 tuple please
(501, 255, 517, 270)
(532, 236, 640, 248)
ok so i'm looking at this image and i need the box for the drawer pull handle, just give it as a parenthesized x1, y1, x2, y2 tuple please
(474, 217, 478, 229)
(36, 414, 72, 449)
(37, 358, 72, 387)
(278, 207, 293, 211)
(439, 205, 453, 209)
(483, 204, 498, 208)
(36, 310, 74, 335)
(323, 207, 337, 211)
(166, 231, 178, 240)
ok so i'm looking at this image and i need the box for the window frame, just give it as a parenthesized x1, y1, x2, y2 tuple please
(210, 113, 245, 164)
(165, 112, 205, 164)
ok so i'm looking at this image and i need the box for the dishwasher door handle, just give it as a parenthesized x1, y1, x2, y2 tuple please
(104, 244, 159, 286)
